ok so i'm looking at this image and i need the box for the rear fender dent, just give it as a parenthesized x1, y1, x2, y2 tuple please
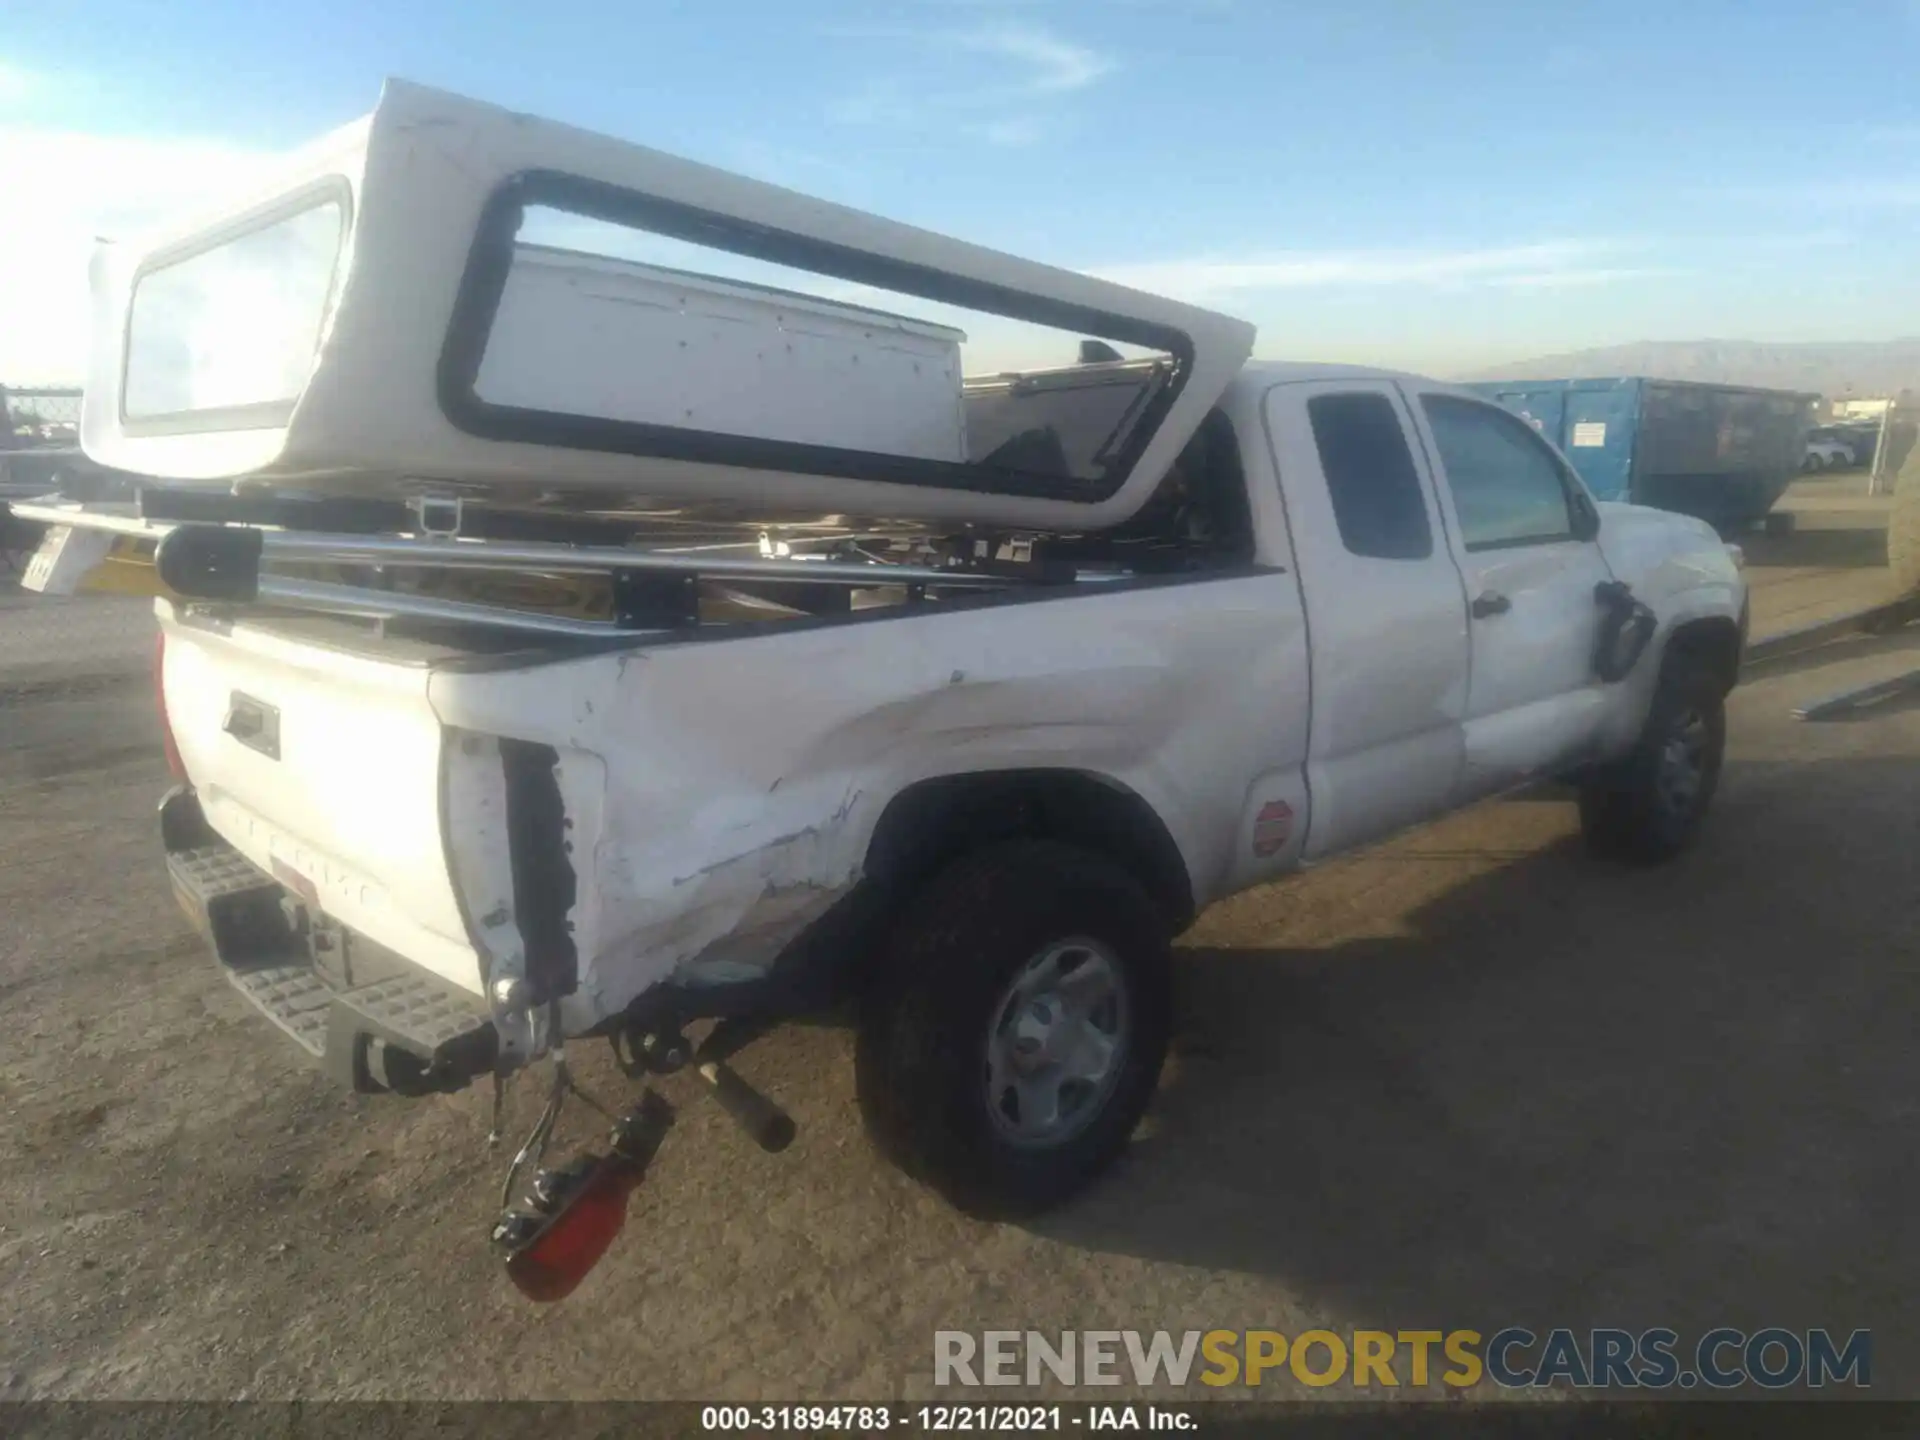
(579, 777, 871, 1019)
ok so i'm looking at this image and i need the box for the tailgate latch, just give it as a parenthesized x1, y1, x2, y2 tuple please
(223, 692, 281, 760)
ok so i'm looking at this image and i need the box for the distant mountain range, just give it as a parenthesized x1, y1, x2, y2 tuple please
(1462, 339, 1920, 400)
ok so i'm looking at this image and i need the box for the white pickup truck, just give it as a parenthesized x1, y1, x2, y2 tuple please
(17, 81, 1747, 1299)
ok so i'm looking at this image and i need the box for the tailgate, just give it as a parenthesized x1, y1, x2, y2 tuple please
(160, 605, 484, 996)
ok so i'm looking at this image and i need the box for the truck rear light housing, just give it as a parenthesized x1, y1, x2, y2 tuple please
(493, 1089, 674, 1302)
(502, 1162, 641, 1302)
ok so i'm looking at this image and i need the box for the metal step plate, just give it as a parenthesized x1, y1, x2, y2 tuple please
(170, 842, 280, 903)
(166, 830, 490, 1072)
(337, 972, 491, 1055)
(228, 961, 333, 1057)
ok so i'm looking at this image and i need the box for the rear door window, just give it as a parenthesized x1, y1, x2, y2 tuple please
(1307, 391, 1433, 560)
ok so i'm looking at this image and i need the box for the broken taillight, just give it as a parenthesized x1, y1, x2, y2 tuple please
(155, 630, 188, 784)
(494, 1089, 674, 1302)
(502, 1160, 645, 1302)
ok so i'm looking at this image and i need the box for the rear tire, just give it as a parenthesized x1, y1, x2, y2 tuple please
(855, 840, 1172, 1219)
(1579, 659, 1726, 865)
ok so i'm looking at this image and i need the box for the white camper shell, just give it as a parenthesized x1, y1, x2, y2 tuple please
(82, 80, 1256, 533)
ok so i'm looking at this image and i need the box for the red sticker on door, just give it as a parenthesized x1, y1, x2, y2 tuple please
(1252, 800, 1294, 858)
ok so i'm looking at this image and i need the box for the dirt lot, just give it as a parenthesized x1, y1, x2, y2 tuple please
(1755, 469, 1903, 631)
(2, 501, 1917, 1401)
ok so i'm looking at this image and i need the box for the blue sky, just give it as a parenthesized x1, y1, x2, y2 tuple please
(4, 0, 1918, 381)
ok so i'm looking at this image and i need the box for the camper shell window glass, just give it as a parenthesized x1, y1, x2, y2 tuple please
(436, 173, 1197, 504)
(123, 185, 350, 429)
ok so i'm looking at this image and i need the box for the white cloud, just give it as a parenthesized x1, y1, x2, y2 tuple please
(1088, 242, 1648, 301)
(827, 22, 1114, 144)
(1719, 174, 1920, 210)
(1716, 227, 1855, 252)
(966, 115, 1047, 146)
(0, 58, 38, 105)
(827, 79, 916, 127)
(948, 26, 1113, 94)
(0, 127, 279, 382)
(1796, 179, 1920, 208)
(1488, 267, 1681, 290)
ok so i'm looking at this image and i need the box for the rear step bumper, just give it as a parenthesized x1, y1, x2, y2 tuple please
(160, 787, 496, 1093)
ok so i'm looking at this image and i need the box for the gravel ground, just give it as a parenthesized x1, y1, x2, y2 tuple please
(1, 548, 1916, 1402)
(1759, 471, 1903, 631)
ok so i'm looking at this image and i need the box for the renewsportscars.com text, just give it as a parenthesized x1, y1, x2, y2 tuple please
(934, 1327, 1871, 1391)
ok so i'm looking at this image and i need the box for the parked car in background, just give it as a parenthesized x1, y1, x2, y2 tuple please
(1803, 428, 1857, 472)
(1836, 423, 1883, 469)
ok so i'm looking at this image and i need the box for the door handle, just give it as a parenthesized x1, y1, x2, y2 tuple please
(1471, 591, 1511, 619)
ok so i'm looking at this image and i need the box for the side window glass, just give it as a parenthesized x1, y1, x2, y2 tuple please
(1307, 392, 1433, 560)
(1421, 395, 1577, 550)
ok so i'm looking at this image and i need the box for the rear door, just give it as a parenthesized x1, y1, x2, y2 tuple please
(1403, 388, 1616, 798)
(1263, 381, 1471, 859)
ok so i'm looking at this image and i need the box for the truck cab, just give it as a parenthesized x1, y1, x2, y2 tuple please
(1247, 366, 1742, 846)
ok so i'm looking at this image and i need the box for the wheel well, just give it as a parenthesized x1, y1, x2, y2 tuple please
(1664, 615, 1743, 695)
(863, 770, 1196, 934)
